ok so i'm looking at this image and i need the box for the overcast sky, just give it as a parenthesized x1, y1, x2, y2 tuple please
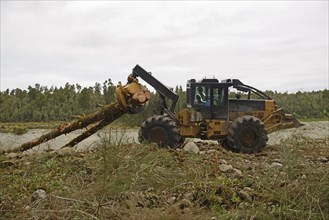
(1, 1, 328, 93)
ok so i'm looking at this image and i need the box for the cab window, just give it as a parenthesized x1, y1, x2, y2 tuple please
(194, 85, 210, 106)
(213, 87, 225, 106)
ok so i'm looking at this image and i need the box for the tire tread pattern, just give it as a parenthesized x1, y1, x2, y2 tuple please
(138, 115, 183, 148)
(227, 115, 268, 153)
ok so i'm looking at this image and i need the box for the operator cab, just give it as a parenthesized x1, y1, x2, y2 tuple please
(186, 78, 230, 119)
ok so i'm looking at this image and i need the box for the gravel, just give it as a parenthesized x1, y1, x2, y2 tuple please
(0, 121, 328, 153)
(0, 128, 139, 153)
(268, 121, 329, 145)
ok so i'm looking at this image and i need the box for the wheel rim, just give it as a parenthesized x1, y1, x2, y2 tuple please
(240, 127, 258, 147)
(148, 126, 168, 146)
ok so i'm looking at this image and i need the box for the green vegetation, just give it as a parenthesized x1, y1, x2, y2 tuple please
(1, 132, 328, 219)
(0, 82, 327, 126)
(0, 121, 64, 134)
(265, 90, 329, 120)
(1, 82, 327, 219)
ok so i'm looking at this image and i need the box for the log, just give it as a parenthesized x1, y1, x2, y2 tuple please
(61, 106, 126, 148)
(0, 71, 151, 155)
(11, 102, 126, 153)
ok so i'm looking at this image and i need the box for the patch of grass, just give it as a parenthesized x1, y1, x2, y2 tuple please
(0, 130, 213, 219)
(299, 117, 329, 122)
(0, 121, 138, 135)
(1, 132, 328, 219)
(248, 136, 329, 220)
(0, 121, 64, 134)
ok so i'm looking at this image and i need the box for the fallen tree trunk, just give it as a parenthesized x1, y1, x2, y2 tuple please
(61, 106, 126, 148)
(1, 70, 151, 155)
(13, 102, 126, 153)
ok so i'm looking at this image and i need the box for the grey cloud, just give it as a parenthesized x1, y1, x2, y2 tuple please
(0, 1, 328, 92)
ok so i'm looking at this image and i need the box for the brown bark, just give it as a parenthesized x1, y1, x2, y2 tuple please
(61, 106, 126, 148)
(1, 74, 151, 155)
(11, 102, 126, 153)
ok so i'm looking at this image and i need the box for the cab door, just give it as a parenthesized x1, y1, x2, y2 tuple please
(211, 86, 229, 119)
(192, 84, 212, 119)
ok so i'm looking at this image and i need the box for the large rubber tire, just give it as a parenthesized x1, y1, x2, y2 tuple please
(138, 115, 183, 148)
(227, 115, 268, 154)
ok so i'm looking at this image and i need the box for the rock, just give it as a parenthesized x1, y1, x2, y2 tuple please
(317, 156, 328, 163)
(182, 207, 191, 214)
(199, 151, 206, 155)
(232, 168, 243, 178)
(219, 164, 233, 173)
(6, 152, 18, 159)
(300, 174, 307, 179)
(24, 205, 31, 210)
(270, 162, 283, 168)
(219, 159, 228, 164)
(32, 189, 47, 202)
(57, 147, 73, 156)
(243, 187, 253, 192)
(211, 217, 217, 220)
(21, 150, 36, 156)
(167, 196, 177, 204)
(183, 142, 200, 154)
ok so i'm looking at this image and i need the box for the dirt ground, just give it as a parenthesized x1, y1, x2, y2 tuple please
(1, 121, 328, 219)
(0, 128, 139, 153)
(268, 121, 329, 144)
(0, 121, 328, 153)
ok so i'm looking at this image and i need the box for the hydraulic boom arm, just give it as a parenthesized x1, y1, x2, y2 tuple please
(132, 65, 179, 113)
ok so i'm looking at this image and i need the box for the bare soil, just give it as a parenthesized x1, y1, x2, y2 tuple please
(268, 121, 329, 144)
(0, 121, 328, 153)
(1, 121, 328, 219)
(0, 128, 139, 153)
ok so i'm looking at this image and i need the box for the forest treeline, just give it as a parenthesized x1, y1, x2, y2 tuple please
(0, 80, 328, 126)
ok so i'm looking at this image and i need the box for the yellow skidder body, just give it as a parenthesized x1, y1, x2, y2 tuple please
(9, 64, 302, 155)
(135, 65, 302, 154)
